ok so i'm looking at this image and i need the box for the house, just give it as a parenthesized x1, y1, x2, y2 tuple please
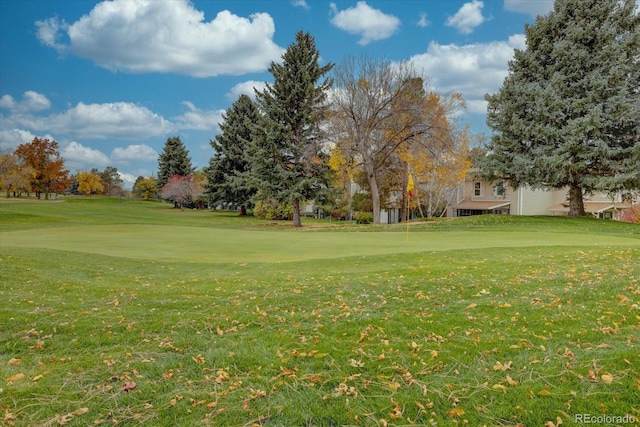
(448, 171, 634, 220)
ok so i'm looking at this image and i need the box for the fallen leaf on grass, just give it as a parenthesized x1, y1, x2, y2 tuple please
(492, 384, 507, 392)
(6, 373, 25, 384)
(4, 411, 17, 426)
(50, 408, 90, 426)
(309, 375, 322, 384)
(8, 358, 21, 366)
(389, 400, 403, 419)
(493, 361, 513, 371)
(544, 416, 563, 427)
(121, 381, 136, 392)
(447, 407, 465, 417)
(601, 374, 614, 384)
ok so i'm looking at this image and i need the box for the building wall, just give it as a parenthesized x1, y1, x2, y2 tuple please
(516, 186, 561, 215)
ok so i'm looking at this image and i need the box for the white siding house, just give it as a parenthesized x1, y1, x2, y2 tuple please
(448, 172, 634, 220)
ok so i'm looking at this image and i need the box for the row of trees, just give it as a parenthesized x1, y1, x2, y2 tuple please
(0, 137, 126, 199)
(0, 138, 70, 199)
(202, 31, 469, 226)
(70, 166, 124, 196)
(201, 0, 639, 224)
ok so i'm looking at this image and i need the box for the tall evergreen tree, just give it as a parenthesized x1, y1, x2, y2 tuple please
(100, 166, 124, 196)
(252, 31, 333, 227)
(157, 136, 194, 188)
(482, 0, 640, 216)
(205, 94, 259, 213)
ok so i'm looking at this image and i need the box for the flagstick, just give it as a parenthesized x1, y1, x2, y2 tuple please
(406, 189, 410, 241)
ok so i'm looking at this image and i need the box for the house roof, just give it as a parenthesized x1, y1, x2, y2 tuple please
(455, 201, 511, 210)
(547, 201, 633, 213)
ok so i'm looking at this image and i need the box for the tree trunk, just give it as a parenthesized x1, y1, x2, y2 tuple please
(568, 184, 586, 217)
(239, 205, 247, 216)
(362, 156, 381, 224)
(292, 199, 302, 227)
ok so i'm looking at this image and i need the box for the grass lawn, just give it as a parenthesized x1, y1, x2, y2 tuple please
(1, 196, 639, 426)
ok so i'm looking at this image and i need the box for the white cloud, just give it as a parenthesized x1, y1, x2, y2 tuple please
(417, 12, 431, 28)
(408, 35, 523, 114)
(329, 1, 400, 45)
(504, 0, 553, 17)
(174, 101, 225, 131)
(117, 171, 138, 189)
(446, 0, 486, 35)
(466, 99, 490, 114)
(35, 17, 67, 51)
(62, 141, 111, 170)
(292, 0, 310, 10)
(111, 144, 158, 162)
(42, 102, 175, 140)
(36, 0, 285, 77)
(0, 129, 40, 151)
(1, 92, 177, 141)
(0, 91, 51, 113)
(226, 80, 268, 102)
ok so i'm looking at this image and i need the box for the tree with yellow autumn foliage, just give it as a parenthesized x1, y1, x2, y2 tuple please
(76, 170, 104, 195)
(330, 55, 469, 223)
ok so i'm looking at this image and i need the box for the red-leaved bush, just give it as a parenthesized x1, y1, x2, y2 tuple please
(619, 204, 640, 224)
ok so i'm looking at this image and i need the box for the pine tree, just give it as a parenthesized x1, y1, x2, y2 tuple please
(482, 0, 640, 216)
(157, 136, 194, 189)
(205, 94, 259, 213)
(252, 31, 333, 227)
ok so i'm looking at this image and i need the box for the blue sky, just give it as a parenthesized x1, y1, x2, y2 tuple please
(0, 0, 559, 188)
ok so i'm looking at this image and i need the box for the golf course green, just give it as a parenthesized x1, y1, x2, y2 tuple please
(1, 197, 639, 426)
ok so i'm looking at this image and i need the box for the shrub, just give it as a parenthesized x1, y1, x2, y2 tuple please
(619, 204, 640, 224)
(355, 212, 373, 224)
(254, 198, 293, 220)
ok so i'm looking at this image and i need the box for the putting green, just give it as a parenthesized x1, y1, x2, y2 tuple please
(2, 224, 639, 263)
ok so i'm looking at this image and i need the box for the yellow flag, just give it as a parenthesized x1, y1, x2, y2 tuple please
(407, 174, 415, 198)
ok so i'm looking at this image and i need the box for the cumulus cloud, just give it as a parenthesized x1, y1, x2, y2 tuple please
(40, 102, 175, 140)
(504, 0, 553, 17)
(0, 91, 51, 113)
(35, 0, 285, 77)
(226, 80, 268, 102)
(111, 144, 158, 162)
(0, 129, 41, 151)
(408, 35, 524, 114)
(173, 101, 225, 131)
(329, 1, 400, 45)
(61, 141, 111, 170)
(446, 0, 486, 35)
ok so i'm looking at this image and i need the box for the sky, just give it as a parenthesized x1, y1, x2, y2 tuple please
(0, 0, 563, 188)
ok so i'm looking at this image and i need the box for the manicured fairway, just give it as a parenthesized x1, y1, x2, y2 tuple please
(1, 197, 639, 426)
(3, 223, 640, 263)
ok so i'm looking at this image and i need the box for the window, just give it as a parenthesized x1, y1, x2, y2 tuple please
(474, 181, 482, 197)
(492, 181, 506, 198)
